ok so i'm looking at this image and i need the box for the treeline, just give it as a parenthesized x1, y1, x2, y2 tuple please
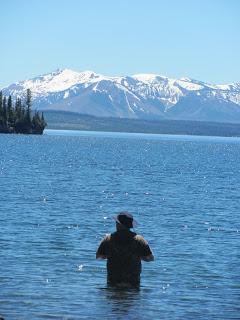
(0, 89, 46, 134)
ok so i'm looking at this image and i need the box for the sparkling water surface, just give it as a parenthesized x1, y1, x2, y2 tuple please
(0, 130, 239, 319)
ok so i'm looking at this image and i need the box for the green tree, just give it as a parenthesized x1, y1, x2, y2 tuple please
(41, 112, 46, 128)
(32, 111, 46, 134)
(15, 98, 25, 119)
(2, 96, 7, 124)
(26, 88, 32, 109)
(24, 89, 32, 133)
(0, 91, 3, 125)
(15, 98, 21, 118)
(0, 91, 3, 111)
(15, 98, 27, 133)
(7, 95, 15, 127)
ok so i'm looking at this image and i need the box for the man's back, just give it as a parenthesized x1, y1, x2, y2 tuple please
(96, 229, 152, 287)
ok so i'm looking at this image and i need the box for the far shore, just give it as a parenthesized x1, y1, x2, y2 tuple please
(43, 110, 240, 138)
(44, 128, 240, 142)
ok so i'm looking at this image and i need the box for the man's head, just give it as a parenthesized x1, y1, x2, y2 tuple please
(114, 212, 136, 230)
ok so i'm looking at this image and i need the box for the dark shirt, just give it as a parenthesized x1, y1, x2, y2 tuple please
(96, 229, 152, 286)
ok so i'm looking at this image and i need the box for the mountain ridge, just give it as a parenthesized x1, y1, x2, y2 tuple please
(2, 69, 240, 123)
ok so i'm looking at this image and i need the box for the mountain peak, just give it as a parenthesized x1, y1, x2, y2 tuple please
(32, 68, 99, 82)
(179, 77, 192, 82)
(7, 69, 102, 95)
(132, 73, 169, 83)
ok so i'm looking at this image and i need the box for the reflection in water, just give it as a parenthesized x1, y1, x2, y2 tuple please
(99, 286, 140, 318)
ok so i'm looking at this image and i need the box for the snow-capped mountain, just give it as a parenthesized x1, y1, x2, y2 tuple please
(2, 69, 240, 122)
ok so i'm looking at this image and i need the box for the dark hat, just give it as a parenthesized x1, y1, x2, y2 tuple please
(113, 212, 137, 229)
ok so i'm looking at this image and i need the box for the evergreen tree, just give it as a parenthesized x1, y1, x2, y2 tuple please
(0, 91, 3, 112)
(0, 91, 3, 124)
(15, 98, 20, 118)
(24, 104, 32, 133)
(15, 98, 27, 133)
(25, 89, 32, 133)
(7, 95, 15, 127)
(2, 97, 7, 124)
(26, 89, 32, 110)
(18, 99, 24, 118)
(41, 112, 46, 128)
(32, 111, 41, 134)
(32, 111, 46, 134)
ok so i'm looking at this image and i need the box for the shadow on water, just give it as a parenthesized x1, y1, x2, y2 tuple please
(98, 285, 141, 318)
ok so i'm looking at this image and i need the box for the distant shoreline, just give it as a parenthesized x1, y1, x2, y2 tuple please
(44, 129, 240, 142)
(44, 110, 240, 138)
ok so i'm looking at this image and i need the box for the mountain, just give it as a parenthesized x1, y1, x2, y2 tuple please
(2, 69, 240, 122)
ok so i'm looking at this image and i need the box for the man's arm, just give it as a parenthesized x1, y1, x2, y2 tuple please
(141, 254, 154, 262)
(96, 235, 109, 260)
(135, 235, 154, 262)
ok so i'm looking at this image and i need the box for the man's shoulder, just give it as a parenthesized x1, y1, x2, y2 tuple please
(134, 234, 148, 244)
(103, 233, 111, 241)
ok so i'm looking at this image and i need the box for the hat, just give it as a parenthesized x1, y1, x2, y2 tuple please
(113, 212, 137, 229)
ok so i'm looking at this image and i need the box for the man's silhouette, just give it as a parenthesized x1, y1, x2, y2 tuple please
(96, 212, 154, 287)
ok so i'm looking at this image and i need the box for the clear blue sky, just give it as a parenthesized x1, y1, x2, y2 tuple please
(1, 0, 240, 87)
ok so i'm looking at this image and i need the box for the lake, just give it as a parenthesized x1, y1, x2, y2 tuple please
(0, 129, 239, 319)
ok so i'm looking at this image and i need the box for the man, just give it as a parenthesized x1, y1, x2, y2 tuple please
(96, 212, 154, 287)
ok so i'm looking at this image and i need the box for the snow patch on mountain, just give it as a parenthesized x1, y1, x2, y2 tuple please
(175, 79, 204, 91)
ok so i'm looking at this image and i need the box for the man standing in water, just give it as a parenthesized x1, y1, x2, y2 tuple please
(96, 212, 154, 287)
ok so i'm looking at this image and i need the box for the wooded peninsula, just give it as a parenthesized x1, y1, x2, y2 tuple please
(0, 89, 46, 134)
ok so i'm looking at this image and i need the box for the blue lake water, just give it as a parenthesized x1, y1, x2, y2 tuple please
(0, 129, 239, 319)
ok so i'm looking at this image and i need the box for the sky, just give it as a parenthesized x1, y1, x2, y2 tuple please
(1, 0, 240, 87)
